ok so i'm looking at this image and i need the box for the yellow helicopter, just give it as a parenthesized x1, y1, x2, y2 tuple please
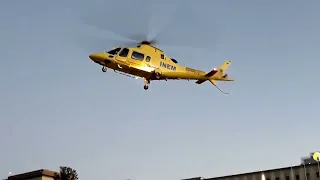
(88, 40, 234, 93)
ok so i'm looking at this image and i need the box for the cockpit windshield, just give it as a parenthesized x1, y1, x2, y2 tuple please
(106, 47, 121, 55)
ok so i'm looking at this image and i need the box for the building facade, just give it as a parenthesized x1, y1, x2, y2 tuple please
(7, 169, 57, 180)
(301, 152, 320, 165)
(183, 163, 320, 180)
(183, 152, 320, 180)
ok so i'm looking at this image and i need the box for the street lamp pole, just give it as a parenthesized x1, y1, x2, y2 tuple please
(302, 161, 307, 180)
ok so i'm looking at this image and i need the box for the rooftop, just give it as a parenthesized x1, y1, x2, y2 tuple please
(8, 169, 58, 180)
(182, 162, 320, 180)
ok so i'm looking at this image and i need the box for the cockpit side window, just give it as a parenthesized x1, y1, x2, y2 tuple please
(119, 48, 129, 57)
(131, 51, 144, 61)
(107, 48, 121, 55)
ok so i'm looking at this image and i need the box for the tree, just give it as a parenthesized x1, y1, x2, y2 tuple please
(54, 166, 79, 180)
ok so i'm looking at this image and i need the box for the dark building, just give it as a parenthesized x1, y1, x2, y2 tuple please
(301, 152, 320, 165)
(183, 163, 319, 180)
(6, 169, 57, 180)
(183, 153, 320, 180)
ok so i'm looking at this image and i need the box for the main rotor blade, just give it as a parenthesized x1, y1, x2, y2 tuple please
(79, 0, 152, 43)
(75, 0, 222, 52)
(150, 4, 222, 50)
(73, 34, 139, 53)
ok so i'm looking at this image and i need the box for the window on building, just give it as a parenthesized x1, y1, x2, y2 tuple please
(316, 172, 319, 178)
(131, 51, 144, 61)
(295, 175, 300, 180)
(286, 176, 290, 180)
(266, 178, 270, 180)
(161, 54, 164, 59)
(118, 48, 129, 57)
(276, 177, 279, 180)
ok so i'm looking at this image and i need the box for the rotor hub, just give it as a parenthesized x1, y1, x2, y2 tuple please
(140, 41, 151, 45)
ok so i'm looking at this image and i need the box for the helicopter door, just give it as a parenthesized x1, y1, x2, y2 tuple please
(115, 48, 129, 62)
(130, 51, 145, 62)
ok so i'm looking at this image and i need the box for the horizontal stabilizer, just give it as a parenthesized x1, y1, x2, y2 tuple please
(195, 60, 232, 84)
(195, 79, 206, 84)
(195, 60, 233, 94)
(195, 68, 218, 84)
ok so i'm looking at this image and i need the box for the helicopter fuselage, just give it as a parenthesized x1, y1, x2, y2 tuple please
(89, 44, 208, 80)
(89, 43, 233, 90)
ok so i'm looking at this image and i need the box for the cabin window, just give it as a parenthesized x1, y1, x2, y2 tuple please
(119, 48, 129, 57)
(107, 48, 121, 55)
(171, 58, 178, 63)
(161, 54, 164, 59)
(131, 51, 144, 61)
(146, 56, 151, 62)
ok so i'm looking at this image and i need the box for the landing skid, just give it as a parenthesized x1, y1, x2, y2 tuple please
(112, 67, 151, 90)
(113, 69, 140, 79)
(101, 66, 151, 90)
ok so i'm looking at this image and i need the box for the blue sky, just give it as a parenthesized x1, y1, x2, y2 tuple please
(1, 0, 320, 180)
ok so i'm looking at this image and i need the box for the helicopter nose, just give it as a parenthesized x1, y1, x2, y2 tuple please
(89, 53, 106, 62)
